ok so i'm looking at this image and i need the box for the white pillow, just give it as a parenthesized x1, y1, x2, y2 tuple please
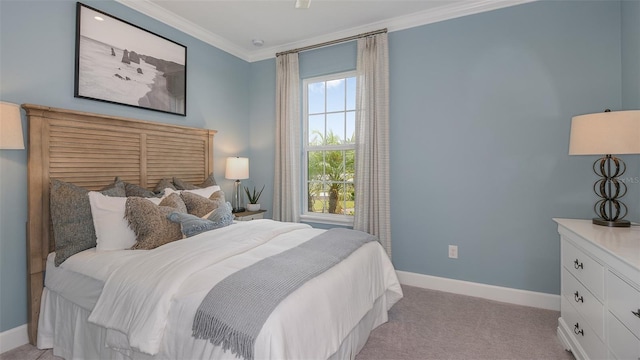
(164, 185, 221, 199)
(88, 192, 136, 251)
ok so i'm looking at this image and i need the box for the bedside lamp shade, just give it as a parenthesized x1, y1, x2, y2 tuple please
(569, 110, 640, 155)
(0, 102, 25, 150)
(225, 157, 249, 180)
(568, 110, 640, 227)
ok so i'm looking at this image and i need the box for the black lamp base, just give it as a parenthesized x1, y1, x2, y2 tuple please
(232, 208, 245, 214)
(592, 218, 631, 228)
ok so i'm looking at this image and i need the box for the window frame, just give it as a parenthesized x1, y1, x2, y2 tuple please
(301, 71, 357, 226)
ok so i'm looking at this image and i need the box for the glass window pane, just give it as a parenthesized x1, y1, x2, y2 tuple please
(307, 151, 324, 179)
(345, 111, 355, 143)
(308, 183, 329, 213)
(346, 77, 356, 111)
(325, 150, 344, 181)
(307, 181, 324, 213)
(326, 113, 344, 144)
(308, 82, 325, 114)
(344, 182, 355, 216)
(308, 114, 324, 145)
(344, 150, 354, 179)
(327, 182, 340, 214)
(326, 79, 345, 112)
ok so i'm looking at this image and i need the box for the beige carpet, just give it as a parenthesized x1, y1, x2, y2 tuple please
(2, 285, 574, 360)
(356, 285, 575, 360)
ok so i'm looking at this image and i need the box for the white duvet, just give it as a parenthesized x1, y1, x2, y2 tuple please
(81, 220, 402, 359)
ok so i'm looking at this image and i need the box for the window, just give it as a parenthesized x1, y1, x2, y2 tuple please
(302, 72, 356, 225)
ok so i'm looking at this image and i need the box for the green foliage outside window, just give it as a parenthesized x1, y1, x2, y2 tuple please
(307, 130, 355, 215)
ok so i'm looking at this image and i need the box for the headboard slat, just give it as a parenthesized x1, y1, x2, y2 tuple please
(24, 104, 216, 345)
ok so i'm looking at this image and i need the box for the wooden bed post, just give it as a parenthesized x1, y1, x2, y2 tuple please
(25, 105, 47, 345)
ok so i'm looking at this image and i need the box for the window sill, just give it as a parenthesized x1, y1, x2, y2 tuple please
(300, 213, 354, 227)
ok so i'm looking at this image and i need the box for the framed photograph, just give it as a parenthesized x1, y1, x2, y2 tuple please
(75, 2, 187, 116)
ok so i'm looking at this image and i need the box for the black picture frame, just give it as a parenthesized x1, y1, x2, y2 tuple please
(75, 2, 187, 116)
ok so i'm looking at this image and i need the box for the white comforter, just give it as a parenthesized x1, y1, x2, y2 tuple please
(85, 220, 402, 359)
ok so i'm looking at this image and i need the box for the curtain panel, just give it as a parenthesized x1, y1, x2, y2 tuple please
(354, 33, 391, 256)
(273, 53, 301, 222)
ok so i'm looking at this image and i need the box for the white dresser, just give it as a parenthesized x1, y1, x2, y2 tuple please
(555, 218, 640, 360)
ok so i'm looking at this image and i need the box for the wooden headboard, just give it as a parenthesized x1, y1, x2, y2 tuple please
(24, 104, 216, 344)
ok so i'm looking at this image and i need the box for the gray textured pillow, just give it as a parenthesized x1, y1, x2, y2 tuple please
(167, 202, 233, 237)
(101, 177, 127, 194)
(199, 173, 217, 187)
(180, 190, 226, 218)
(173, 173, 217, 190)
(50, 179, 126, 266)
(125, 193, 187, 250)
(124, 182, 158, 198)
(111, 176, 159, 198)
(154, 178, 176, 193)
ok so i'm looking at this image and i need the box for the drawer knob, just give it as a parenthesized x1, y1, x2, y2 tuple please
(573, 323, 584, 336)
(574, 291, 584, 303)
(573, 259, 583, 270)
(633, 309, 640, 319)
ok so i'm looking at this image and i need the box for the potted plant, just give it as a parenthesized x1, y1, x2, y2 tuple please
(244, 185, 265, 211)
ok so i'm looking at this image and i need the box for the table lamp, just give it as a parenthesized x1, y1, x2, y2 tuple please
(225, 157, 249, 213)
(569, 110, 640, 227)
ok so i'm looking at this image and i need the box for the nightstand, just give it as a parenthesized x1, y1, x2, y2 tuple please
(234, 209, 267, 221)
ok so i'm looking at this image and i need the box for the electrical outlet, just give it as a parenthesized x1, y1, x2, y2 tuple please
(448, 245, 458, 259)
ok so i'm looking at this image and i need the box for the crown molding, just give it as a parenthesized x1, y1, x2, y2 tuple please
(116, 0, 537, 63)
(115, 0, 248, 60)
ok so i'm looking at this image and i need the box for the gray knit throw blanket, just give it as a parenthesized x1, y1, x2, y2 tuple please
(191, 228, 375, 360)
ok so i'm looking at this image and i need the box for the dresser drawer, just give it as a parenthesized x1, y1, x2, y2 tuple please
(607, 271, 640, 339)
(562, 268, 604, 340)
(562, 239, 604, 300)
(608, 312, 640, 360)
(561, 296, 607, 360)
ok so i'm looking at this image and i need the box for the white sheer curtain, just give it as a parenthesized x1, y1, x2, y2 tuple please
(273, 53, 301, 222)
(354, 33, 391, 256)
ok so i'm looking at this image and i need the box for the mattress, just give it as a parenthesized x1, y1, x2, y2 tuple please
(44, 248, 144, 311)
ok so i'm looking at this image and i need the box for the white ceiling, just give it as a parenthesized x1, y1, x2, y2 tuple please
(116, 0, 534, 62)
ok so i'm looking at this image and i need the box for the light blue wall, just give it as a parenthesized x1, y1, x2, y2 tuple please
(621, 0, 640, 220)
(622, 0, 640, 110)
(0, 0, 251, 332)
(249, 0, 637, 297)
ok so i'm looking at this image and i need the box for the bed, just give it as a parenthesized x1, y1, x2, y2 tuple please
(24, 104, 403, 360)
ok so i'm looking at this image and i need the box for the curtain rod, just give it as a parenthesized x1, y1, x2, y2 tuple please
(276, 28, 387, 57)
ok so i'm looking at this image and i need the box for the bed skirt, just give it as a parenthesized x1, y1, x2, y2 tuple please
(37, 286, 392, 360)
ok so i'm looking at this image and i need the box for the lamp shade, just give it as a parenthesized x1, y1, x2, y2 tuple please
(569, 110, 640, 155)
(225, 157, 249, 180)
(0, 102, 25, 150)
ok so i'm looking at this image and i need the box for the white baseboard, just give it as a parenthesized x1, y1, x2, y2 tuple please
(396, 270, 560, 311)
(0, 324, 28, 354)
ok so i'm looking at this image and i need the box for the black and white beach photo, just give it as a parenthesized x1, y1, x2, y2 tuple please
(75, 3, 186, 115)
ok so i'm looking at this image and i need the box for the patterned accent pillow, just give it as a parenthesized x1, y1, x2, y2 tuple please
(125, 193, 187, 250)
(180, 190, 226, 218)
(50, 179, 126, 266)
(154, 178, 176, 193)
(167, 202, 234, 237)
